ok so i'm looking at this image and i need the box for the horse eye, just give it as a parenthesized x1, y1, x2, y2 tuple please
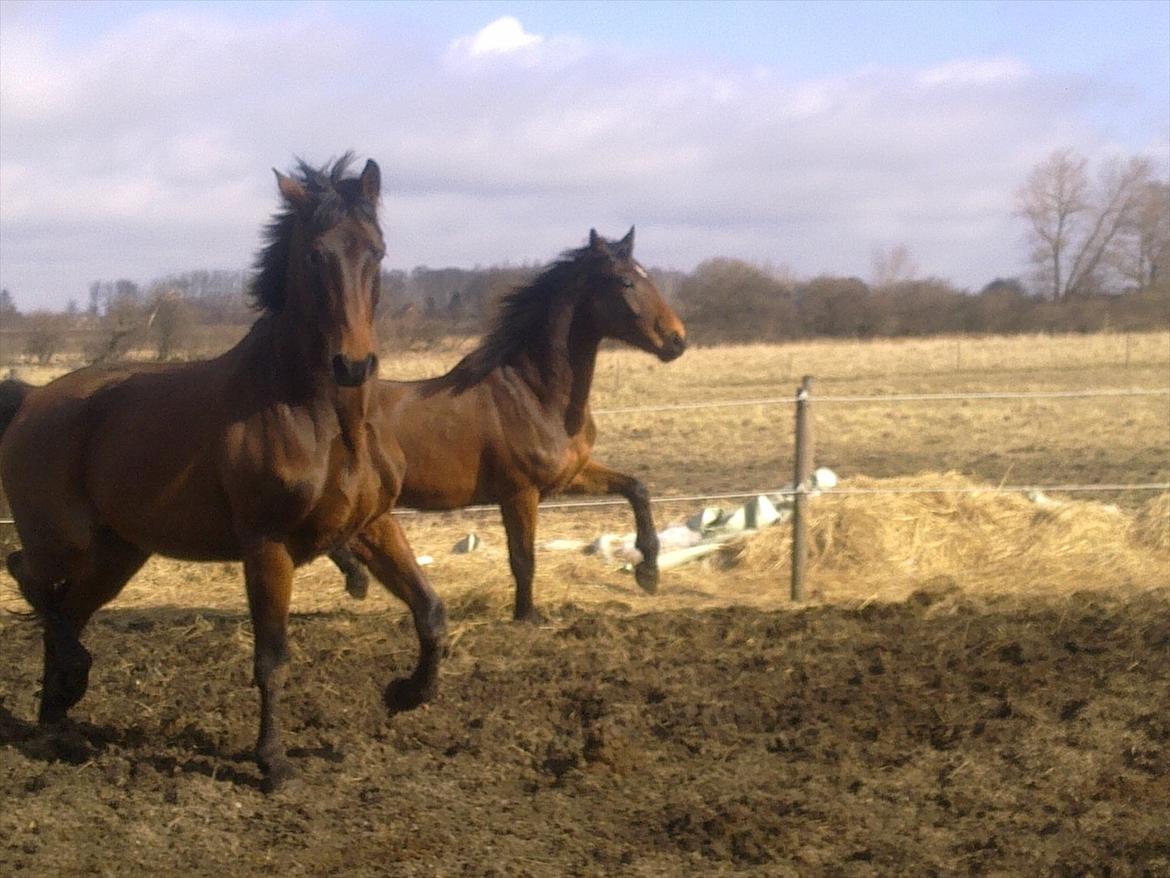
(621, 278, 635, 290)
(308, 249, 326, 267)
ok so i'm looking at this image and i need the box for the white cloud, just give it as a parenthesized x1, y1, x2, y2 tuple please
(460, 16, 543, 57)
(918, 58, 1029, 87)
(444, 15, 588, 72)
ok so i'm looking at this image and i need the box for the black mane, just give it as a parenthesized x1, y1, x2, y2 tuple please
(433, 245, 604, 393)
(249, 153, 379, 313)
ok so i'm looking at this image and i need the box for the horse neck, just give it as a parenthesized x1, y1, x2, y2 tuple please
(242, 312, 371, 450)
(514, 292, 601, 435)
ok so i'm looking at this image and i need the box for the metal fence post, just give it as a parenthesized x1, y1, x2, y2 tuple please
(790, 375, 814, 601)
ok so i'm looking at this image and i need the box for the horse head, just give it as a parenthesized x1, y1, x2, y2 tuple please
(256, 154, 385, 387)
(584, 227, 687, 362)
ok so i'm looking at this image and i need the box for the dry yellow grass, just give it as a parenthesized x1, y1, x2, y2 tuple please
(2, 474, 1165, 621)
(1, 331, 1167, 619)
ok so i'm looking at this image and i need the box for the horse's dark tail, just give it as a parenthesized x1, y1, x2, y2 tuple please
(0, 378, 32, 442)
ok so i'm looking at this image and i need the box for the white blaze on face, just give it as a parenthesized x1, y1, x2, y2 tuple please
(633, 263, 648, 279)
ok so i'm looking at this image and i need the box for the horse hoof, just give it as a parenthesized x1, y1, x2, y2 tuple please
(512, 607, 546, 625)
(634, 563, 659, 594)
(384, 676, 435, 714)
(31, 720, 91, 764)
(261, 759, 300, 795)
(344, 570, 369, 600)
(40, 645, 93, 721)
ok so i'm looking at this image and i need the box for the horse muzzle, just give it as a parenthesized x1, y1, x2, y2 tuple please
(658, 330, 687, 362)
(332, 353, 378, 387)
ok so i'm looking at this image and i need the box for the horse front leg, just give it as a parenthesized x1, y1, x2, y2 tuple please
(566, 460, 660, 594)
(242, 540, 296, 793)
(500, 489, 540, 622)
(350, 514, 447, 713)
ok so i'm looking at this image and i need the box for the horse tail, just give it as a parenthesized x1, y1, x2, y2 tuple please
(0, 379, 37, 621)
(0, 378, 32, 442)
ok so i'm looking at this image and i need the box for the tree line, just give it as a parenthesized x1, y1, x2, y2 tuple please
(2, 147, 1167, 363)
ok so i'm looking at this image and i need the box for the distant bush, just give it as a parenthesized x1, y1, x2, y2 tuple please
(23, 312, 71, 364)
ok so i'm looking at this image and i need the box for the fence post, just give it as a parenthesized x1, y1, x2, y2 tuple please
(790, 375, 814, 601)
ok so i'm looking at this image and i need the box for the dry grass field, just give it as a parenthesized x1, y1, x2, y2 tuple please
(1, 331, 1168, 876)
(2, 329, 1167, 615)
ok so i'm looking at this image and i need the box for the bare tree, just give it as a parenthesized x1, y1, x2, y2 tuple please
(870, 243, 918, 290)
(1017, 149, 1089, 300)
(149, 289, 195, 360)
(1017, 149, 1154, 299)
(23, 312, 70, 364)
(89, 293, 148, 364)
(1113, 180, 1170, 291)
(0, 288, 17, 322)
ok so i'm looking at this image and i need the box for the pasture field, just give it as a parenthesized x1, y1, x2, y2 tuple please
(1, 331, 1168, 876)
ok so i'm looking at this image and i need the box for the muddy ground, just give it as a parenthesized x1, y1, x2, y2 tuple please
(1, 586, 1167, 877)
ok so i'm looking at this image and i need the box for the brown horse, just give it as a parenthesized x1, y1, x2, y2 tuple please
(0, 156, 446, 791)
(329, 227, 686, 621)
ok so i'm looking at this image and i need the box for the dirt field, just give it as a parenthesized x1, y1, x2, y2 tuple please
(1, 333, 1168, 875)
(2, 586, 1168, 877)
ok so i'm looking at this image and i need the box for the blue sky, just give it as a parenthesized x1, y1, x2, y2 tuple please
(1, 0, 1168, 309)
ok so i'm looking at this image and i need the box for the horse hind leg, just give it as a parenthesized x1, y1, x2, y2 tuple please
(12, 535, 149, 724)
(7, 548, 91, 724)
(330, 546, 370, 600)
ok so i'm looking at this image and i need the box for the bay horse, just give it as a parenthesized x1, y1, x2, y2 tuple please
(329, 228, 686, 621)
(0, 156, 446, 792)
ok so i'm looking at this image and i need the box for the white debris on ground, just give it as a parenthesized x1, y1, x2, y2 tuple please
(546, 467, 841, 573)
(416, 469, 1100, 572)
(451, 533, 483, 554)
(1027, 489, 1122, 516)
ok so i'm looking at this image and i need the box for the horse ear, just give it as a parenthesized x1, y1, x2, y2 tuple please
(274, 169, 310, 211)
(360, 159, 381, 203)
(614, 226, 635, 258)
(589, 228, 606, 252)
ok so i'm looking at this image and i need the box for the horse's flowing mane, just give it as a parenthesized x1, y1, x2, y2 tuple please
(433, 245, 602, 393)
(249, 153, 379, 313)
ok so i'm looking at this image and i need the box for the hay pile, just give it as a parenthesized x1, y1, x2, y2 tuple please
(719, 473, 1169, 604)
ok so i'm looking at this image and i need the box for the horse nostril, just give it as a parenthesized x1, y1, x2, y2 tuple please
(670, 332, 687, 351)
(332, 354, 375, 387)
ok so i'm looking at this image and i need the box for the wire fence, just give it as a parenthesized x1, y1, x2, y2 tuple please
(1, 386, 1167, 527)
(593, 387, 1170, 415)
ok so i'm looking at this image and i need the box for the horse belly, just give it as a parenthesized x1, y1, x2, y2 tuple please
(396, 432, 484, 510)
(94, 471, 241, 560)
(398, 471, 482, 510)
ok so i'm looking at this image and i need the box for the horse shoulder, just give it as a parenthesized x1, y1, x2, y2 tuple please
(220, 403, 328, 521)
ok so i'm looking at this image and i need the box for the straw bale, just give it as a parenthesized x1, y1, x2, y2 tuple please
(1132, 492, 1170, 552)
